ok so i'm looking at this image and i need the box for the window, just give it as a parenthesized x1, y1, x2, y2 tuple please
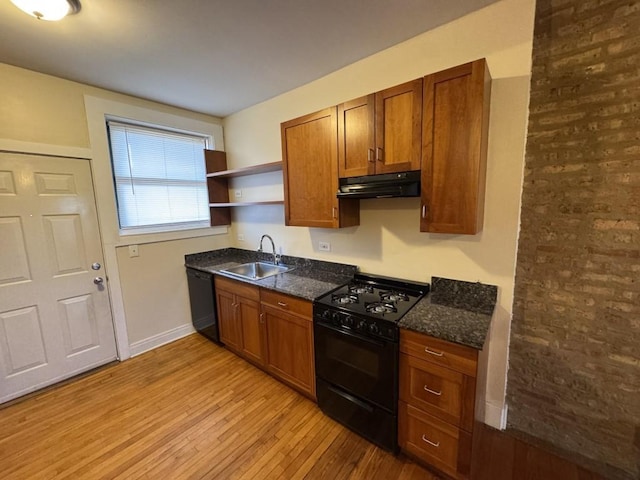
(107, 120, 211, 234)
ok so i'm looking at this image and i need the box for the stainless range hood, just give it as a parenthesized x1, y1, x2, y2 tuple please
(336, 171, 421, 199)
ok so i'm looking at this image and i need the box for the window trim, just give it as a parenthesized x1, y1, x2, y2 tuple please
(106, 117, 213, 235)
(84, 95, 226, 247)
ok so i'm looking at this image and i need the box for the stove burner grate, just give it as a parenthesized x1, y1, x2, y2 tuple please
(332, 293, 359, 305)
(348, 283, 374, 295)
(379, 290, 410, 303)
(365, 302, 397, 314)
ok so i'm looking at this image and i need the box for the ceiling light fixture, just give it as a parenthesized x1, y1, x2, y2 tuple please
(10, 0, 81, 21)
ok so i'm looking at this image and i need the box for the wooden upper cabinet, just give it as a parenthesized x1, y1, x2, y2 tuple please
(337, 94, 375, 177)
(337, 80, 422, 178)
(421, 59, 491, 234)
(375, 79, 423, 174)
(282, 107, 359, 228)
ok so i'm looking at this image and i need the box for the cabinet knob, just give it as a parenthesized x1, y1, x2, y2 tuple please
(277, 301, 288, 308)
(332, 207, 337, 219)
(376, 147, 383, 162)
(260, 313, 265, 324)
(421, 205, 428, 219)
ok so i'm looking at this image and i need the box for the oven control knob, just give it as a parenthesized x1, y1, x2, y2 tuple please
(331, 312, 340, 324)
(369, 323, 380, 335)
(343, 316, 354, 328)
(322, 309, 331, 320)
(357, 320, 368, 331)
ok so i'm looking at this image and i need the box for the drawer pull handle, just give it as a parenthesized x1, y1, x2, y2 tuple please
(424, 347, 444, 357)
(421, 434, 440, 448)
(423, 386, 442, 396)
(277, 301, 288, 308)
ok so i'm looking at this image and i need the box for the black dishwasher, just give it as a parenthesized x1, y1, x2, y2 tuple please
(186, 268, 220, 344)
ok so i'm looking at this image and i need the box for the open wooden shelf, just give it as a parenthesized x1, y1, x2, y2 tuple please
(205, 150, 284, 226)
(206, 161, 282, 179)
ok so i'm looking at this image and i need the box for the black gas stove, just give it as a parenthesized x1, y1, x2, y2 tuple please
(314, 273, 430, 341)
(313, 273, 429, 452)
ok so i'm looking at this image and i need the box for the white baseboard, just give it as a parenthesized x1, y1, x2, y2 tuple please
(484, 402, 508, 430)
(129, 324, 196, 357)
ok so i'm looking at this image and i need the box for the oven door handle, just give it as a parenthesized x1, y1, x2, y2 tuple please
(315, 320, 386, 347)
(327, 384, 374, 413)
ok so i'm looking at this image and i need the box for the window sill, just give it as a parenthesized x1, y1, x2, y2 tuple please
(112, 225, 228, 247)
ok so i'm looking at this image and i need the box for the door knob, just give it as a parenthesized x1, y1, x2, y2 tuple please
(93, 277, 104, 285)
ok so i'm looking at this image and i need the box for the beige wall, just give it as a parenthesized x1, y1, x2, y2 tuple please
(0, 63, 215, 148)
(222, 0, 536, 426)
(115, 236, 228, 345)
(0, 63, 231, 353)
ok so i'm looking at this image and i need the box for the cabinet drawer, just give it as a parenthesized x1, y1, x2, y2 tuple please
(400, 329, 477, 377)
(399, 402, 460, 478)
(400, 353, 464, 428)
(260, 289, 312, 318)
(214, 275, 259, 301)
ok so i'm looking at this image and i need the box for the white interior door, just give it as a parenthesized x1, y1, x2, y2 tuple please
(0, 153, 117, 403)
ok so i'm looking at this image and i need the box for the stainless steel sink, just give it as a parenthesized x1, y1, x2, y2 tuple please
(220, 262, 292, 280)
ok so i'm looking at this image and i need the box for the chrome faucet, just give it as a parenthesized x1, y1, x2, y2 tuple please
(258, 234, 280, 265)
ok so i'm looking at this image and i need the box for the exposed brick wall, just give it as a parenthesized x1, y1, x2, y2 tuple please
(508, 1, 640, 479)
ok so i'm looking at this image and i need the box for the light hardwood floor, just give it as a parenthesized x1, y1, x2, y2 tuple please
(0, 334, 608, 480)
(0, 334, 436, 480)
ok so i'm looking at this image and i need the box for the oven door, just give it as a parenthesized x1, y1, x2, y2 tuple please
(314, 319, 398, 412)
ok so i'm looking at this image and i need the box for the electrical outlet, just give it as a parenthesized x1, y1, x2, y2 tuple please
(235, 189, 242, 198)
(128, 244, 139, 257)
(319, 241, 331, 252)
(237, 233, 245, 241)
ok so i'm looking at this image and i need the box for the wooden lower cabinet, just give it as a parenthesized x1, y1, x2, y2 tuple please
(399, 402, 461, 478)
(262, 303, 315, 399)
(215, 276, 315, 400)
(399, 329, 482, 479)
(215, 276, 265, 367)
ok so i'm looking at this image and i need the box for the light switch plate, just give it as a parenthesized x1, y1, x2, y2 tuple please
(235, 189, 242, 198)
(319, 241, 331, 252)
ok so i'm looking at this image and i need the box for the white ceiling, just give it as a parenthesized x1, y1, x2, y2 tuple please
(0, 0, 498, 117)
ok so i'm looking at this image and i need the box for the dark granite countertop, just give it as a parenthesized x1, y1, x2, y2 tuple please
(185, 248, 357, 301)
(398, 277, 497, 350)
(186, 249, 496, 349)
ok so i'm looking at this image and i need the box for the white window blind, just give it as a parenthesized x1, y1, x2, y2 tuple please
(107, 121, 210, 234)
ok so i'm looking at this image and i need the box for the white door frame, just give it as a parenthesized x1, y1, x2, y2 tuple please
(0, 138, 131, 360)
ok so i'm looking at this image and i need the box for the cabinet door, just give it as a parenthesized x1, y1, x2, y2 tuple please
(375, 79, 423, 174)
(238, 295, 265, 367)
(338, 95, 375, 178)
(216, 288, 242, 353)
(263, 304, 315, 399)
(281, 108, 359, 228)
(421, 59, 490, 234)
